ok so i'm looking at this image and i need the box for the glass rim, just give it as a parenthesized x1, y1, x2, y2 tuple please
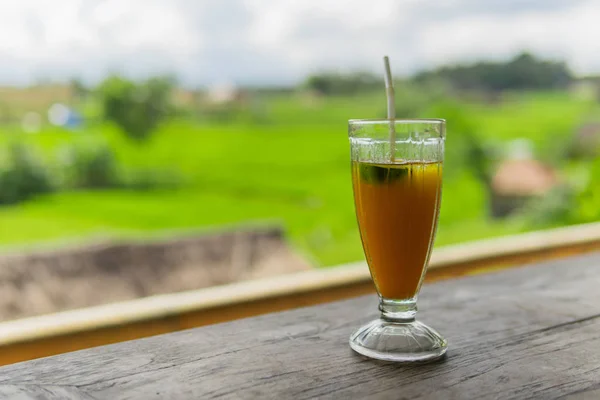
(348, 118, 445, 125)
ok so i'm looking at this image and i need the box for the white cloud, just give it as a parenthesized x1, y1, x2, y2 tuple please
(417, 0, 600, 72)
(0, 0, 596, 86)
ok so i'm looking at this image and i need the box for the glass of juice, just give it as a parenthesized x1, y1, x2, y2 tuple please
(348, 118, 447, 362)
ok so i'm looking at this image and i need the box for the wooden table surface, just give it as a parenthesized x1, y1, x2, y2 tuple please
(1, 252, 599, 400)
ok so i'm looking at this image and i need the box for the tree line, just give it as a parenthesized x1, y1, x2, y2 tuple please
(304, 52, 573, 95)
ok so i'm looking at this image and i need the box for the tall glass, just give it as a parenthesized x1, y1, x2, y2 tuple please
(348, 119, 447, 362)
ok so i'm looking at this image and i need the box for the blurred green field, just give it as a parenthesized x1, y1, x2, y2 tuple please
(0, 90, 597, 266)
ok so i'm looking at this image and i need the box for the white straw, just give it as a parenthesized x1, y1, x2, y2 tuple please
(383, 56, 396, 162)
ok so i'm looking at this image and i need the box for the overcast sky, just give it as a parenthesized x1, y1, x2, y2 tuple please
(0, 0, 598, 86)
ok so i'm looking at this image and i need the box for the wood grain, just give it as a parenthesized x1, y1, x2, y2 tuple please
(1, 252, 600, 399)
(0, 385, 97, 400)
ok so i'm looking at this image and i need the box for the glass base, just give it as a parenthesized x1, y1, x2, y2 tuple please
(349, 318, 447, 363)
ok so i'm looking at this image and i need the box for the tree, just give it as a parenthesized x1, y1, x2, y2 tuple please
(415, 52, 573, 92)
(425, 101, 494, 184)
(98, 76, 175, 142)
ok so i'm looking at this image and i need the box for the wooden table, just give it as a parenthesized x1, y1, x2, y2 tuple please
(1, 252, 599, 399)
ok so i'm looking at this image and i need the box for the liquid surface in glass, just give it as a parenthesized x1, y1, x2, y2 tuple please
(351, 160, 442, 299)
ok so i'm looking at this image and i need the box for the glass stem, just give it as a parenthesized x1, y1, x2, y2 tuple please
(379, 298, 417, 323)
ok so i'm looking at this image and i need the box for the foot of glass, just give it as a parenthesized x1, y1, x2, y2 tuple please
(349, 318, 447, 362)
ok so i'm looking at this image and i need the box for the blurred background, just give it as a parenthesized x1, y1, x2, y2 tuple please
(0, 0, 599, 320)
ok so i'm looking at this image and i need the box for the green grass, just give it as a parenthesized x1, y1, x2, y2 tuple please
(469, 91, 596, 150)
(0, 90, 596, 266)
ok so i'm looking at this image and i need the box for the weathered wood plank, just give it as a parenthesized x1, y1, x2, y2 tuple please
(0, 385, 97, 400)
(0, 252, 599, 399)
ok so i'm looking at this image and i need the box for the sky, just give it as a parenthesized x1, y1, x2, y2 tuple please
(0, 0, 598, 87)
